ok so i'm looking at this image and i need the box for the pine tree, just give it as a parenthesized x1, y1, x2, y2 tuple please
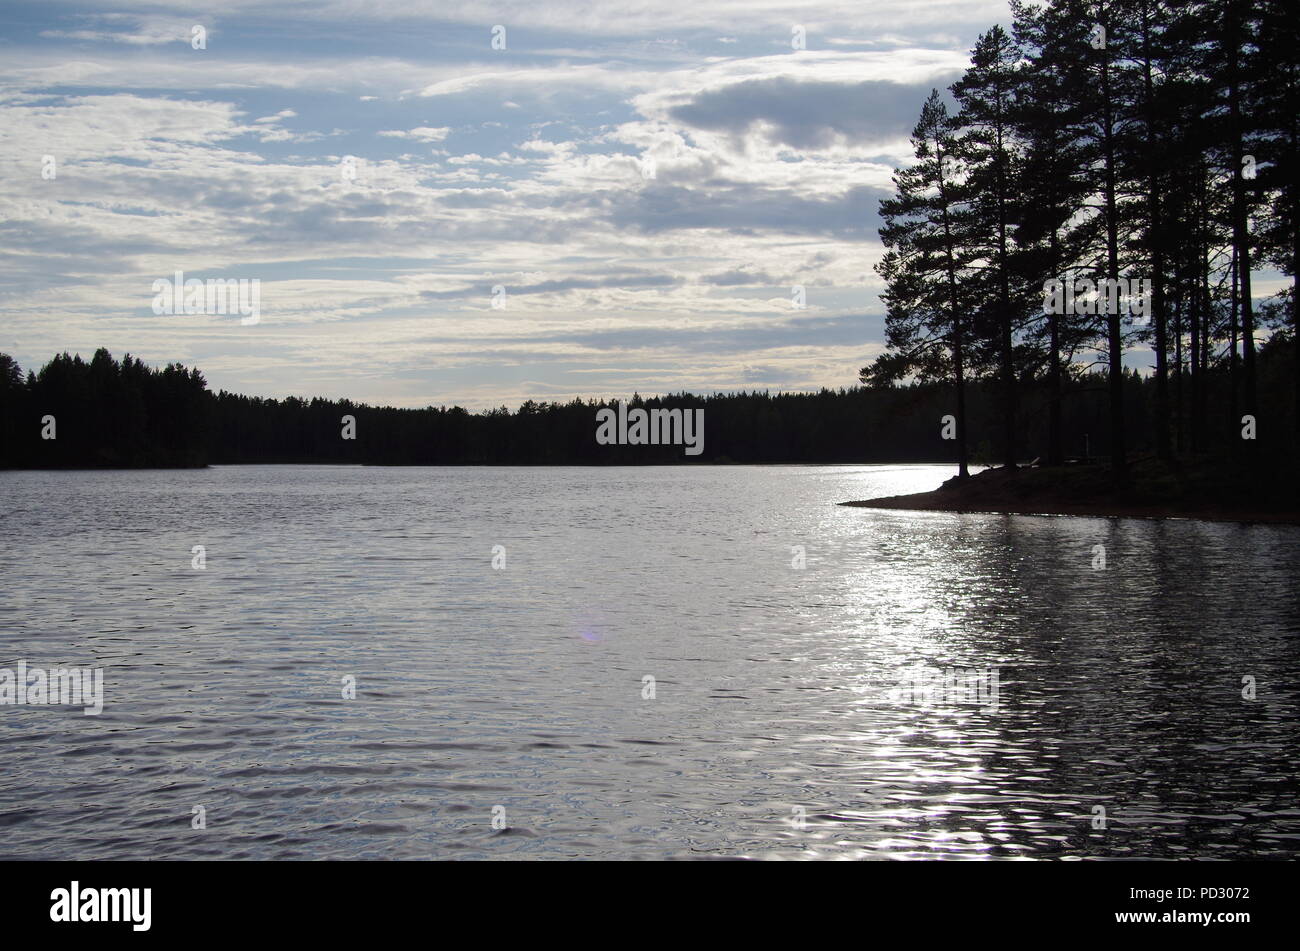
(864, 90, 976, 478)
(1253, 0, 1300, 446)
(953, 24, 1028, 469)
(1012, 0, 1096, 465)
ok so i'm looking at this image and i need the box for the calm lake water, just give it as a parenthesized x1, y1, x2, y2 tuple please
(1, 464, 1297, 860)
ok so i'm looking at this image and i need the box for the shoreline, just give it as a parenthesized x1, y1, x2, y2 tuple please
(839, 460, 1300, 526)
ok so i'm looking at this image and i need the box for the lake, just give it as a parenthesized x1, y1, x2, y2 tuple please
(1, 464, 1297, 859)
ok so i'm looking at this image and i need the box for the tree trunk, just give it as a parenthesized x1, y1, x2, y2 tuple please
(1227, 6, 1258, 427)
(939, 143, 970, 480)
(1142, 12, 1171, 461)
(1048, 231, 1064, 467)
(1101, 44, 1127, 483)
(1229, 246, 1239, 448)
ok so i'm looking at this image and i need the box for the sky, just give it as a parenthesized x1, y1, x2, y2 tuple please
(0, 0, 1140, 409)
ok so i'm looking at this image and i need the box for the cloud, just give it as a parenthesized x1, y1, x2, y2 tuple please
(609, 182, 888, 239)
(668, 77, 941, 151)
(2, 2, 993, 406)
(38, 14, 197, 46)
(378, 126, 452, 142)
(30, 1, 1008, 38)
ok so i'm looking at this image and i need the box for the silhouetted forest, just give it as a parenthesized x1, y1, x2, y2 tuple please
(0, 350, 210, 468)
(869, 0, 1297, 485)
(1, 342, 1294, 468)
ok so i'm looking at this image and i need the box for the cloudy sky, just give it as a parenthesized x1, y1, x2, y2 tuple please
(2, 1, 1015, 408)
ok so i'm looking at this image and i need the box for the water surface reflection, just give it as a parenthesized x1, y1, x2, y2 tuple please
(0, 465, 1296, 859)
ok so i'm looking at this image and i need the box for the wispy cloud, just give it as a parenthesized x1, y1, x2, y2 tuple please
(2, 0, 998, 408)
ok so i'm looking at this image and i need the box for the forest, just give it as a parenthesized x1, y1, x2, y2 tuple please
(866, 0, 1297, 484)
(0, 338, 1293, 467)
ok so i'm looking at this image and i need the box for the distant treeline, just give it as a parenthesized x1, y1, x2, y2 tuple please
(1, 343, 1295, 468)
(1, 350, 209, 468)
